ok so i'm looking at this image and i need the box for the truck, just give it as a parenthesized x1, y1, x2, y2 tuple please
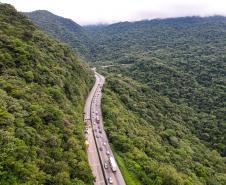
(109, 156, 117, 172)
(85, 140, 89, 149)
(96, 116, 100, 123)
(83, 112, 86, 121)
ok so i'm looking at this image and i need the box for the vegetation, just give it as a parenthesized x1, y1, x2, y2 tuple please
(89, 17, 226, 156)
(92, 17, 226, 185)
(25, 10, 96, 60)
(113, 152, 142, 185)
(0, 4, 94, 185)
(102, 74, 226, 185)
(5, 6, 226, 185)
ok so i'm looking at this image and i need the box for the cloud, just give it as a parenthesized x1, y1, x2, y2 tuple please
(2, 0, 226, 25)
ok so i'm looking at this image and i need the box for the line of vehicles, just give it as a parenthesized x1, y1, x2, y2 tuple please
(84, 81, 117, 184)
(92, 112, 117, 184)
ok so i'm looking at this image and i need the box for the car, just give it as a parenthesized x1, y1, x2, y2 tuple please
(104, 162, 108, 169)
(96, 135, 99, 138)
(106, 151, 110, 155)
(108, 177, 113, 184)
(84, 130, 88, 134)
(94, 129, 97, 132)
(99, 147, 103, 151)
(103, 142, 106, 146)
(98, 126, 100, 129)
(99, 130, 102, 134)
(100, 135, 103, 138)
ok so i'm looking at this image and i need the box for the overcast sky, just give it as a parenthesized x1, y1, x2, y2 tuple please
(2, 0, 226, 25)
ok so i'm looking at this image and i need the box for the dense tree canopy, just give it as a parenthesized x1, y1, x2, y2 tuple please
(101, 74, 226, 185)
(20, 9, 226, 185)
(92, 17, 226, 185)
(0, 4, 94, 185)
(25, 10, 96, 60)
(88, 17, 226, 156)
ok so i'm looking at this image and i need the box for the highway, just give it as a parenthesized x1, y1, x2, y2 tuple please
(84, 69, 126, 185)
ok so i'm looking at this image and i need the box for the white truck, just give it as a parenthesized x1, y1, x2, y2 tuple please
(109, 156, 117, 172)
(96, 115, 100, 123)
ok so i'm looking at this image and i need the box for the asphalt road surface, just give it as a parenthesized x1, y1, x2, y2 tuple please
(84, 69, 126, 185)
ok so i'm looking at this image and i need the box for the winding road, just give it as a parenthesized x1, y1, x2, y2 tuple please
(84, 69, 126, 185)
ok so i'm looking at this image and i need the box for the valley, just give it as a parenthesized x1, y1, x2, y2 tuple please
(0, 2, 225, 185)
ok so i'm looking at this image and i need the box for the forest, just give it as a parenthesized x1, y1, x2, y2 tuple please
(0, 4, 94, 185)
(87, 17, 226, 157)
(93, 17, 226, 184)
(100, 71, 226, 185)
(27, 11, 226, 185)
(25, 10, 96, 60)
(1, 4, 225, 185)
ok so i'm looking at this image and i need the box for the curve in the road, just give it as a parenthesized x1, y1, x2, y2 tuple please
(84, 71, 105, 185)
(84, 70, 126, 185)
(90, 77, 108, 185)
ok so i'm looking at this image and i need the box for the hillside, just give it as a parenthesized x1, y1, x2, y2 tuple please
(101, 73, 226, 185)
(94, 17, 226, 184)
(25, 10, 95, 60)
(15, 9, 226, 185)
(0, 4, 94, 185)
(103, 74, 226, 185)
(88, 16, 226, 62)
(89, 17, 226, 156)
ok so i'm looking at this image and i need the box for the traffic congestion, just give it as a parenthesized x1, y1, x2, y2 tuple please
(84, 72, 126, 185)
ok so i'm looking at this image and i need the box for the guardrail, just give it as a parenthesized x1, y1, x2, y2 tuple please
(90, 76, 108, 185)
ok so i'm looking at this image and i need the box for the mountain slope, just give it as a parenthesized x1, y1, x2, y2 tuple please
(90, 17, 226, 156)
(89, 16, 226, 62)
(21, 10, 226, 184)
(101, 73, 226, 185)
(0, 4, 94, 184)
(93, 17, 226, 184)
(25, 10, 95, 60)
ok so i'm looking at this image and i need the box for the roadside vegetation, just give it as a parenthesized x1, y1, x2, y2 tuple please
(113, 152, 142, 185)
(102, 74, 226, 185)
(1, 3, 225, 185)
(0, 4, 94, 185)
(29, 14, 226, 156)
(94, 19, 226, 184)
(91, 17, 226, 158)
